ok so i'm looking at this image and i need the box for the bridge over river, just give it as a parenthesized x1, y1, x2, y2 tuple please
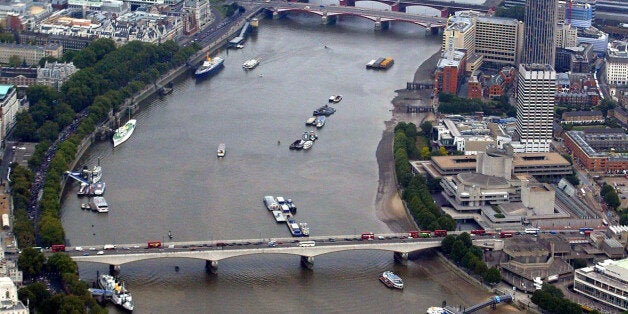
(67, 233, 503, 273)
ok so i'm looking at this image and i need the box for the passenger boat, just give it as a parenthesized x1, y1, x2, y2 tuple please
(263, 196, 279, 211)
(111, 282, 134, 312)
(287, 220, 302, 237)
(112, 119, 137, 148)
(379, 271, 403, 289)
(299, 222, 309, 236)
(272, 210, 287, 223)
(302, 140, 313, 150)
(195, 53, 225, 79)
(315, 116, 326, 128)
(217, 143, 226, 158)
(328, 95, 342, 103)
(286, 198, 297, 214)
(305, 117, 317, 126)
(289, 140, 304, 150)
(242, 59, 260, 70)
(90, 197, 109, 213)
(92, 182, 106, 196)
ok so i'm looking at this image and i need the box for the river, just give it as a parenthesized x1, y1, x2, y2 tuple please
(59, 14, 509, 313)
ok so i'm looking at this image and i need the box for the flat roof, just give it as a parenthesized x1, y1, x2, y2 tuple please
(432, 155, 477, 170)
(0, 85, 12, 100)
(432, 152, 570, 170)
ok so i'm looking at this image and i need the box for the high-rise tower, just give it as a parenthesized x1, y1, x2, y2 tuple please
(516, 64, 556, 153)
(522, 0, 559, 66)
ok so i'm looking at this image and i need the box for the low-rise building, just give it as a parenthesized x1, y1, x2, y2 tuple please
(574, 258, 628, 311)
(608, 106, 628, 127)
(36, 61, 77, 91)
(561, 110, 604, 124)
(607, 40, 628, 86)
(564, 129, 628, 172)
(0, 67, 37, 88)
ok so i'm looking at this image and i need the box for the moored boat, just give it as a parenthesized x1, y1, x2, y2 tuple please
(242, 59, 260, 70)
(379, 271, 403, 289)
(112, 119, 137, 148)
(315, 116, 326, 128)
(93, 182, 106, 196)
(289, 140, 304, 150)
(286, 198, 297, 214)
(272, 210, 287, 223)
(90, 197, 109, 213)
(263, 196, 279, 210)
(299, 222, 309, 236)
(305, 117, 317, 126)
(195, 53, 224, 79)
(217, 143, 226, 157)
(426, 307, 448, 314)
(302, 140, 313, 150)
(329, 95, 342, 103)
(287, 220, 302, 237)
(313, 104, 336, 116)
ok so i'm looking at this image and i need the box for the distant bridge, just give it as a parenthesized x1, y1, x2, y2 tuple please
(267, 2, 449, 30)
(68, 233, 503, 273)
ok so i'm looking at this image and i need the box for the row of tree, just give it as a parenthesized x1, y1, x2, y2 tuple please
(440, 233, 502, 285)
(16, 248, 106, 313)
(394, 122, 456, 231)
(531, 284, 584, 314)
(600, 183, 621, 211)
(10, 38, 199, 248)
(437, 94, 516, 117)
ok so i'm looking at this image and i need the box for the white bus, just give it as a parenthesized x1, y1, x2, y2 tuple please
(298, 241, 315, 247)
(524, 228, 540, 235)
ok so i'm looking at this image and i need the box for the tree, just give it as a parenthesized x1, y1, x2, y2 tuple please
(565, 173, 580, 186)
(18, 282, 51, 311)
(620, 212, 628, 225)
(572, 258, 587, 269)
(420, 146, 431, 160)
(8, 55, 21, 67)
(450, 240, 468, 263)
(495, 5, 525, 21)
(441, 235, 457, 254)
(438, 146, 448, 156)
(46, 253, 78, 274)
(59, 295, 87, 314)
(420, 120, 432, 137)
(458, 232, 473, 248)
(483, 267, 502, 284)
(17, 247, 45, 277)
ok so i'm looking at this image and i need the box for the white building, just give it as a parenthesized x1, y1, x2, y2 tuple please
(0, 277, 28, 314)
(0, 85, 19, 149)
(474, 16, 524, 65)
(606, 40, 627, 86)
(37, 62, 77, 91)
(515, 64, 556, 153)
(574, 258, 628, 311)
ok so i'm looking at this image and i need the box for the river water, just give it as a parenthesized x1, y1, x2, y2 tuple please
(57, 15, 496, 313)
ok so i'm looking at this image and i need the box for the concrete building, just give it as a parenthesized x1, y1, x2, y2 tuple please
(442, 15, 475, 54)
(522, 0, 559, 66)
(0, 277, 28, 314)
(555, 23, 579, 48)
(36, 62, 77, 91)
(577, 27, 609, 55)
(474, 16, 524, 65)
(515, 64, 556, 153)
(0, 85, 19, 149)
(434, 42, 466, 95)
(574, 258, 628, 311)
(0, 43, 45, 67)
(565, 2, 594, 29)
(607, 40, 628, 86)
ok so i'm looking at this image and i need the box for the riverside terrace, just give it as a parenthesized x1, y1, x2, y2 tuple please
(63, 233, 504, 273)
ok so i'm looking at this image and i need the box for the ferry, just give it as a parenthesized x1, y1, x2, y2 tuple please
(299, 222, 309, 236)
(315, 116, 326, 128)
(379, 271, 403, 289)
(272, 210, 287, 223)
(111, 282, 134, 312)
(263, 196, 279, 210)
(217, 143, 226, 158)
(328, 95, 342, 103)
(242, 59, 260, 70)
(112, 119, 137, 148)
(90, 197, 109, 213)
(195, 53, 225, 79)
(305, 117, 317, 126)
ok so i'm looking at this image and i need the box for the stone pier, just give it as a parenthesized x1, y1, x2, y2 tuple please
(322, 13, 336, 25)
(393, 252, 408, 264)
(300, 256, 314, 269)
(205, 260, 218, 273)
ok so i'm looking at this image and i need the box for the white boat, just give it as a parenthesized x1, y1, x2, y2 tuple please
(272, 210, 287, 222)
(242, 59, 260, 70)
(315, 116, 325, 128)
(328, 95, 342, 103)
(379, 271, 403, 289)
(90, 197, 109, 213)
(305, 117, 317, 126)
(113, 119, 137, 147)
(217, 143, 226, 157)
(426, 307, 448, 314)
(302, 140, 313, 150)
(263, 196, 279, 211)
(299, 223, 309, 236)
(98, 274, 117, 291)
(92, 182, 106, 196)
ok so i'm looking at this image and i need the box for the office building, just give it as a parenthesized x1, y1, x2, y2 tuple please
(475, 16, 524, 65)
(515, 64, 556, 153)
(0, 85, 19, 148)
(574, 258, 628, 311)
(522, 0, 559, 66)
(606, 40, 628, 86)
(0, 277, 28, 314)
(442, 15, 475, 54)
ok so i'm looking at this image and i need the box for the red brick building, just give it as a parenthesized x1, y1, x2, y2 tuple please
(563, 130, 628, 172)
(434, 49, 466, 95)
(467, 76, 482, 99)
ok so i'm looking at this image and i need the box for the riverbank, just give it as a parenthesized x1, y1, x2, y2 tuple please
(374, 50, 524, 313)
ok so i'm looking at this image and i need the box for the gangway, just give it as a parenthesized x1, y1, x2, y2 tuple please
(64, 170, 90, 185)
(462, 294, 513, 313)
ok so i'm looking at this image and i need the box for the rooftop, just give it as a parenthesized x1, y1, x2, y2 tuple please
(457, 172, 510, 188)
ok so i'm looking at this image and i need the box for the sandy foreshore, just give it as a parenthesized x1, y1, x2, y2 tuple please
(374, 50, 524, 312)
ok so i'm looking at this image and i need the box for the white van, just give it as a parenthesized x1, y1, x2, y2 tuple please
(298, 241, 315, 247)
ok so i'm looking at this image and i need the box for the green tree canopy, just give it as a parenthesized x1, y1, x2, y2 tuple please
(17, 248, 45, 277)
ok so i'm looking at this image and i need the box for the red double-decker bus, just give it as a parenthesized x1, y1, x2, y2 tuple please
(470, 229, 486, 235)
(51, 244, 66, 252)
(434, 230, 448, 237)
(147, 241, 162, 248)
